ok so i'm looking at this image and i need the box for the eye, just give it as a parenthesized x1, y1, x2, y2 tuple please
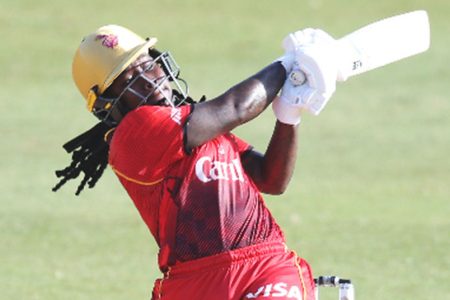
(144, 61, 155, 72)
(124, 75, 135, 86)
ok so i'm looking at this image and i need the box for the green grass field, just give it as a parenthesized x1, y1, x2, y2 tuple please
(1, 0, 449, 299)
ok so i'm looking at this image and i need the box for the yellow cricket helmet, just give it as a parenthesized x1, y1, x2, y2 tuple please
(72, 25, 157, 111)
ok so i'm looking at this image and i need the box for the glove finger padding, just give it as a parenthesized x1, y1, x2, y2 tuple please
(275, 27, 339, 123)
(283, 28, 336, 51)
(282, 31, 309, 52)
(294, 44, 337, 115)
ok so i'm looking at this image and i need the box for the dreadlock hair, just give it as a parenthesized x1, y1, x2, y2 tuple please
(52, 96, 204, 196)
(52, 122, 112, 196)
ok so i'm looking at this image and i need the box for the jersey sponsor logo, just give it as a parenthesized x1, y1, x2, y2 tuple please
(195, 156, 244, 183)
(245, 282, 302, 299)
(170, 107, 181, 125)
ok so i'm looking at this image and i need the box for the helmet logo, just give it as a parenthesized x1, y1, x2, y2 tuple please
(95, 34, 119, 49)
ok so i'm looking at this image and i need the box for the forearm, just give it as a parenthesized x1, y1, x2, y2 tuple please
(236, 62, 286, 119)
(186, 62, 286, 148)
(260, 120, 299, 194)
(243, 120, 299, 195)
(214, 62, 286, 128)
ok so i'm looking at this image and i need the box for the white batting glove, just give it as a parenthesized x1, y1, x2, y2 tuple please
(275, 27, 321, 75)
(275, 52, 295, 75)
(274, 29, 310, 74)
(273, 28, 338, 123)
(293, 44, 337, 115)
(282, 29, 313, 52)
(272, 66, 311, 125)
(283, 28, 335, 51)
(285, 28, 338, 115)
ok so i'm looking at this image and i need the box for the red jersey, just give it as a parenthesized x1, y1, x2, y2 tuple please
(109, 105, 285, 271)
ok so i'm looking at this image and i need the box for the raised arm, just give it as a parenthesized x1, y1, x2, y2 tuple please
(184, 29, 340, 193)
(185, 62, 286, 150)
(185, 61, 298, 195)
(241, 119, 298, 195)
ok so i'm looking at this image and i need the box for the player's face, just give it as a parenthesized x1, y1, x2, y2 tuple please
(108, 53, 173, 109)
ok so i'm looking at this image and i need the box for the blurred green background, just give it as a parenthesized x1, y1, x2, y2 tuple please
(1, 0, 449, 299)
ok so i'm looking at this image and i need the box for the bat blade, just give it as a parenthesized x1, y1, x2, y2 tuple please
(337, 10, 431, 81)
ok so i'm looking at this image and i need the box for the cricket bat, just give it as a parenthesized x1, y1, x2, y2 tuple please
(287, 10, 431, 83)
(336, 10, 430, 81)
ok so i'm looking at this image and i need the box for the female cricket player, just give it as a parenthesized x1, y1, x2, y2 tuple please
(53, 24, 336, 299)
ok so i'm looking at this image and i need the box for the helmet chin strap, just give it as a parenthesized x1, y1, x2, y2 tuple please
(115, 99, 133, 119)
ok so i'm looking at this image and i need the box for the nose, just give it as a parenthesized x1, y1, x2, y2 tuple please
(144, 74, 165, 91)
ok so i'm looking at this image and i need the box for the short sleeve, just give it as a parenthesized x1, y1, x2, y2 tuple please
(109, 105, 192, 184)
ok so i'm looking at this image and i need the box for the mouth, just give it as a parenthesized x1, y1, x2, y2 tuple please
(156, 98, 170, 106)
(152, 85, 173, 106)
(138, 76, 174, 107)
